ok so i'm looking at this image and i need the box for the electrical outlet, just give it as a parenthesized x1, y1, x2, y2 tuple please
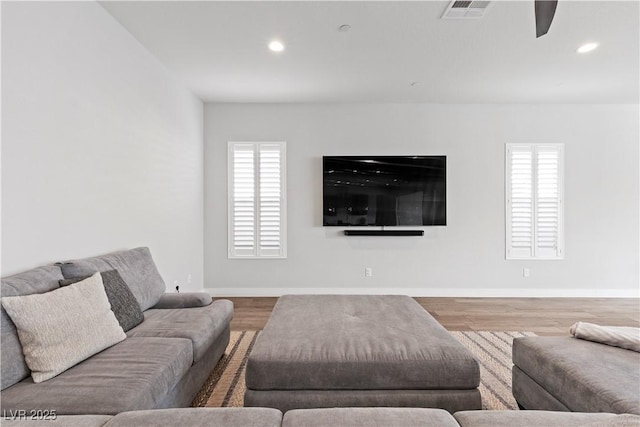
(523, 268, 531, 278)
(365, 267, 373, 277)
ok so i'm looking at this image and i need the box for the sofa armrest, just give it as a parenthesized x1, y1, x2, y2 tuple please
(151, 292, 213, 309)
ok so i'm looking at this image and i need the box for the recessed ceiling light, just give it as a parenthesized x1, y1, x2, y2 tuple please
(268, 40, 285, 52)
(576, 42, 598, 54)
(338, 24, 351, 32)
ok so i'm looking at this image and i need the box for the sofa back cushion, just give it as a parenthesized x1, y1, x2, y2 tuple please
(58, 247, 166, 311)
(1, 265, 63, 390)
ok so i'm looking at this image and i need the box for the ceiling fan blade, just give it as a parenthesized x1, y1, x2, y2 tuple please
(535, 0, 558, 38)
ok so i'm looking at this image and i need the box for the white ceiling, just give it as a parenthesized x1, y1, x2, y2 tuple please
(100, 1, 639, 104)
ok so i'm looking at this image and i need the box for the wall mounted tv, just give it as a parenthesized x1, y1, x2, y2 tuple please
(323, 156, 446, 227)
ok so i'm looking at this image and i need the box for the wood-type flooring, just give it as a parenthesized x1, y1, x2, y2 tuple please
(224, 297, 640, 336)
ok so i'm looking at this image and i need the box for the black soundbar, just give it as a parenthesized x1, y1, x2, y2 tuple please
(343, 230, 424, 236)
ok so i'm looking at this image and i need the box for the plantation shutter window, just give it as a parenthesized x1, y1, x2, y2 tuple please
(506, 144, 564, 260)
(228, 142, 287, 258)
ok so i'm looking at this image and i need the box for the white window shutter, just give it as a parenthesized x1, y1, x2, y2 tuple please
(228, 142, 287, 258)
(535, 145, 563, 258)
(229, 144, 257, 257)
(506, 144, 564, 260)
(506, 145, 534, 259)
(258, 144, 285, 256)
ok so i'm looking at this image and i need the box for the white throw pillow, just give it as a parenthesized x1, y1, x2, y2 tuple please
(1, 272, 126, 383)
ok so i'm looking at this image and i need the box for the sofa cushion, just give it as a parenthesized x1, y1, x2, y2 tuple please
(106, 408, 282, 427)
(282, 408, 460, 427)
(59, 247, 165, 311)
(60, 270, 144, 332)
(1, 266, 64, 389)
(579, 414, 640, 427)
(513, 336, 640, 414)
(2, 273, 126, 383)
(454, 410, 634, 427)
(126, 299, 233, 363)
(0, 415, 112, 427)
(0, 337, 192, 415)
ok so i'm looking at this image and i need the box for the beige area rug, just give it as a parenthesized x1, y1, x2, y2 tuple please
(450, 331, 537, 410)
(191, 330, 536, 410)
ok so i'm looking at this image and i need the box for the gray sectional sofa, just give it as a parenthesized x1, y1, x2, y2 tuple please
(0, 247, 234, 415)
(3, 408, 639, 427)
(3, 250, 638, 425)
(512, 336, 640, 415)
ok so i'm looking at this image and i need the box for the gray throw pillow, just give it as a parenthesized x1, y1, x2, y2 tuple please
(60, 270, 144, 332)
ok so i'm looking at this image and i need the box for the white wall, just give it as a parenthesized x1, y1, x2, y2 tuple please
(1, 2, 204, 292)
(204, 104, 639, 297)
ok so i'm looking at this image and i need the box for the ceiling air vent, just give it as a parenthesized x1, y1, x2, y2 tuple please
(441, 0, 492, 19)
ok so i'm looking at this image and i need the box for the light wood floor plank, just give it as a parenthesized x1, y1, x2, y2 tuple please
(223, 297, 639, 336)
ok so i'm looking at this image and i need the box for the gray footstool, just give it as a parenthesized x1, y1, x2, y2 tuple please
(512, 336, 640, 414)
(245, 295, 481, 412)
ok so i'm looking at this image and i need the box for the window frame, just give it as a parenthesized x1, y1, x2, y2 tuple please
(227, 141, 287, 259)
(505, 143, 565, 260)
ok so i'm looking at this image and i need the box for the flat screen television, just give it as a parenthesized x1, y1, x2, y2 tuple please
(323, 156, 446, 226)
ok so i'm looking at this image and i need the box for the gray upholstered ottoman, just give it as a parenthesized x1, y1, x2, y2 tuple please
(245, 295, 481, 412)
(512, 336, 640, 414)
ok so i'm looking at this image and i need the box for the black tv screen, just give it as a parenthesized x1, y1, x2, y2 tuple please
(323, 156, 446, 226)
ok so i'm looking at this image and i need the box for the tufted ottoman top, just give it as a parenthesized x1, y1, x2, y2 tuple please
(246, 295, 479, 391)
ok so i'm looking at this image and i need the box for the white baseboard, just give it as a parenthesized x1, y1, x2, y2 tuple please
(204, 287, 639, 298)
